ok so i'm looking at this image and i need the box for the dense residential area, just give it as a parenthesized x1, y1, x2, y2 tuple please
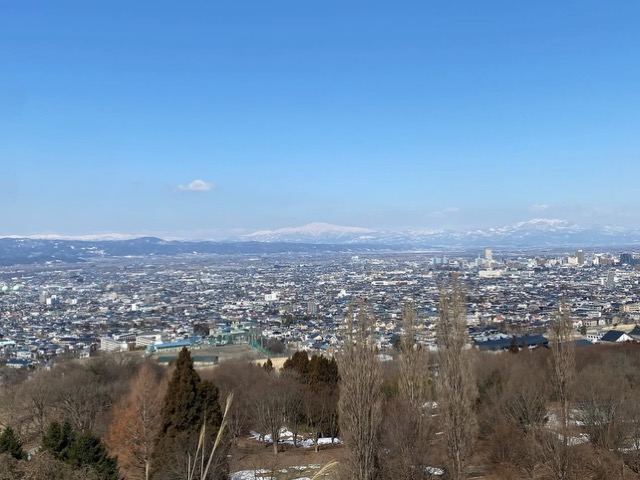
(2, 249, 640, 479)
(1, 248, 640, 368)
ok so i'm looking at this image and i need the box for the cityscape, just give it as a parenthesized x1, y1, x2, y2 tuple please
(1, 245, 640, 368)
(3, 0, 640, 478)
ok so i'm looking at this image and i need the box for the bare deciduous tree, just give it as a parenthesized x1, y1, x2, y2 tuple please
(9, 371, 53, 443)
(621, 388, 640, 473)
(575, 365, 628, 451)
(378, 300, 437, 480)
(338, 303, 383, 480)
(502, 358, 549, 433)
(550, 302, 575, 432)
(378, 397, 438, 480)
(205, 360, 262, 447)
(304, 382, 339, 452)
(436, 283, 477, 480)
(279, 372, 305, 448)
(545, 301, 576, 480)
(55, 368, 113, 433)
(108, 363, 166, 480)
(398, 301, 431, 407)
(252, 373, 287, 455)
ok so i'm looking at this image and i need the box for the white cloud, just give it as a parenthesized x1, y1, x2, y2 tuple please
(428, 207, 460, 217)
(530, 203, 550, 211)
(177, 179, 215, 192)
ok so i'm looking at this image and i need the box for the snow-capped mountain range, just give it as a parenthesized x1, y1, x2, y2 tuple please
(245, 222, 376, 242)
(241, 219, 640, 247)
(1, 219, 639, 266)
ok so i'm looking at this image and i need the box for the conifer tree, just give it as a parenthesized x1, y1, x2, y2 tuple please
(153, 347, 225, 480)
(66, 431, 120, 480)
(41, 421, 119, 480)
(282, 351, 310, 381)
(308, 355, 339, 387)
(42, 421, 75, 460)
(0, 426, 26, 460)
(160, 348, 202, 437)
(262, 358, 274, 373)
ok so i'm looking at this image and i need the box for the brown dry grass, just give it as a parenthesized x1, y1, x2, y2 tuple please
(229, 437, 344, 479)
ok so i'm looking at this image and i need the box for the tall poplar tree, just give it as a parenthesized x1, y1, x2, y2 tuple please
(436, 282, 477, 480)
(338, 303, 383, 480)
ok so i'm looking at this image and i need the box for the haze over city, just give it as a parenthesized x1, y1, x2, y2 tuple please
(2, 1, 640, 239)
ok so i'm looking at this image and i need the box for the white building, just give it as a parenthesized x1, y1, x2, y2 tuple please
(479, 269, 503, 278)
(136, 333, 164, 347)
(99, 337, 128, 352)
(264, 292, 279, 302)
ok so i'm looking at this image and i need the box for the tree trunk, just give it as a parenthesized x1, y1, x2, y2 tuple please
(338, 302, 383, 480)
(436, 282, 478, 480)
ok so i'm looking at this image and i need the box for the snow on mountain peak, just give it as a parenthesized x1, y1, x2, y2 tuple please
(1, 233, 147, 241)
(247, 222, 375, 238)
(501, 218, 576, 233)
(512, 218, 569, 228)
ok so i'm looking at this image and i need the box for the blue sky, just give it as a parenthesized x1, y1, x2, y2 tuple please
(1, 1, 639, 238)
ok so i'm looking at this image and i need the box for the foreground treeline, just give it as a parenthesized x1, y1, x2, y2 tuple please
(3, 291, 640, 479)
(338, 289, 640, 480)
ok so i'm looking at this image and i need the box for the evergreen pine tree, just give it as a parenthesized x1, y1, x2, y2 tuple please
(308, 355, 339, 387)
(282, 351, 309, 381)
(42, 421, 75, 460)
(0, 426, 26, 460)
(66, 431, 119, 480)
(159, 348, 202, 437)
(42, 421, 118, 480)
(153, 347, 225, 479)
(198, 380, 223, 431)
(262, 358, 274, 372)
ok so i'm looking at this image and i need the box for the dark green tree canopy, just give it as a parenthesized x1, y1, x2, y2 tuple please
(42, 421, 118, 480)
(159, 347, 203, 437)
(283, 351, 310, 381)
(308, 355, 339, 387)
(42, 421, 75, 461)
(263, 358, 274, 373)
(0, 426, 26, 460)
(153, 347, 225, 479)
(66, 431, 119, 480)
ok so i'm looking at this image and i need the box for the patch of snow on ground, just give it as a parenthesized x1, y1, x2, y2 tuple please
(230, 470, 270, 480)
(552, 432, 590, 446)
(568, 433, 590, 446)
(249, 428, 340, 448)
(291, 464, 321, 470)
(231, 465, 321, 480)
(425, 466, 445, 476)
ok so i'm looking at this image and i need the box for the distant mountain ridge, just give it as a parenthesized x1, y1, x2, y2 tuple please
(0, 237, 388, 266)
(2, 219, 640, 266)
(241, 219, 640, 247)
(244, 222, 376, 243)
